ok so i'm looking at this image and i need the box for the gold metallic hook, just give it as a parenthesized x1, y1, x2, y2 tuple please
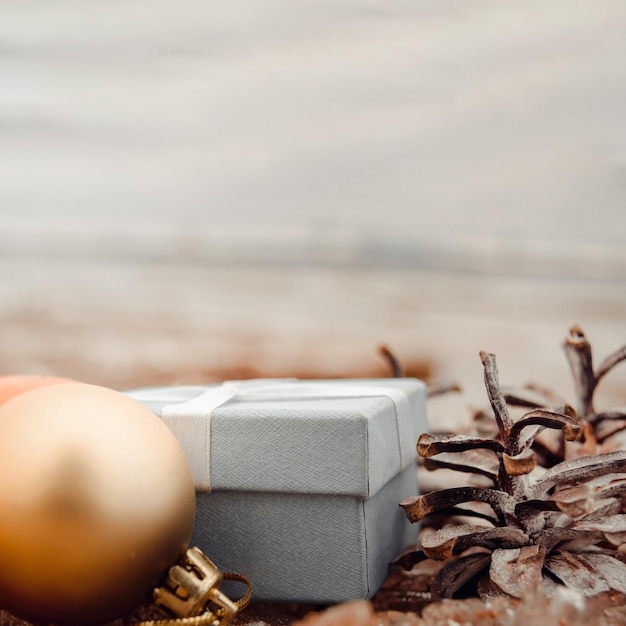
(137, 548, 252, 626)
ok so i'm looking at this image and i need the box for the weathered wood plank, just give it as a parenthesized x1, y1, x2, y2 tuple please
(1, 2, 626, 274)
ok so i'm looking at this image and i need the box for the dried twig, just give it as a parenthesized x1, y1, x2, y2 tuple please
(563, 325, 626, 421)
(378, 344, 405, 378)
(472, 326, 626, 463)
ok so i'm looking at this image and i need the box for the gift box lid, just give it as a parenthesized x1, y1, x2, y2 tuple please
(125, 378, 427, 498)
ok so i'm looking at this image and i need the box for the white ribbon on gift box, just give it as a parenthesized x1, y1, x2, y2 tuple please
(160, 379, 415, 491)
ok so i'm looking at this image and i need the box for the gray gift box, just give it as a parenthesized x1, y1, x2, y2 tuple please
(125, 378, 427, 603)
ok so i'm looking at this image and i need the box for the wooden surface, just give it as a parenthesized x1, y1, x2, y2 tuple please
(2, 257, 624, 434)
(1, 1, 626, 275)
(1, 258, 625, 626)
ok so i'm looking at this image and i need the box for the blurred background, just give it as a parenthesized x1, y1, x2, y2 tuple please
(1, 0, 625, 428)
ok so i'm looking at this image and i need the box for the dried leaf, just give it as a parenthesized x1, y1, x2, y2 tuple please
(514, 498, 560, 517)
(574, 514, 626, 545)
(378, 344, 405, 378)
(535, 528, 604, 553)
(563, 327, 626, 420)
(489, 546, 545, 598)
(427, 380, 462, 397)
(530, 450, 626, 498)
(401, 486, 516, 525)
(417, 432, 504, 458)
(476, 575, 512, 600)
(431, 553, 491, 600)
(545, 552, 609, 596)
(421, 505, 500, 526)
(595, 344, 626, 385)
(509, 409, 581, 455)
(554, 491, 612, 519)
(575, 514, 626, 534)
(600, 532, 626, 548)
(502, 449, 537, 476)
(391, 544, 427, 570)
(574, 497, 622, 522)
(578, 553, 626, 593)
(513, 499, 561, 535)
(480, 351, 513, 442)
(423, 449, 499, 482)
(516, 425, 546, 453)
(529, 430, 566, 468)
(546, 552, 626, 596)
(588, 410, 626, 444)
(420, 525, 529, 561)
(502, 385, 564, 409)
(472, 409, 501, 439)
(552, 474, 626, 518)
(419, 525, 482, 561)
(563, 326, 596, 417)
(588, 408, 626, 425)
(595, 420, 626, 445)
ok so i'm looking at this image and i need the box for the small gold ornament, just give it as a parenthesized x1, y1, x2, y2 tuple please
(0, 383, 196, 625)
(138, 547, 253, 626)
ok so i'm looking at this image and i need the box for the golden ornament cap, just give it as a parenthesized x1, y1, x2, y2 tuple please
(140, 547, 252, 626)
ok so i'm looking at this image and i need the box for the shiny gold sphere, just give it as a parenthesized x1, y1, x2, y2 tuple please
(0, 383, 196, 625)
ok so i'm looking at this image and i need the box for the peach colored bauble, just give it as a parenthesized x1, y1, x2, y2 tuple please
(0, 375, 77, 406)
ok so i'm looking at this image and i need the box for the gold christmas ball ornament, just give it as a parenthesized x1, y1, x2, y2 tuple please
(0, 383, 196, 625)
